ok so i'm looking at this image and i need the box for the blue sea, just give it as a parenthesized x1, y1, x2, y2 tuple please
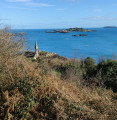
(12, 28, 117, 61)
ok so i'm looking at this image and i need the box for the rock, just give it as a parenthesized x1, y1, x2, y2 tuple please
(46, 31, 57, 33)
(72, 35, 79, 37)
(79, 34, 87, 36)
(59, 30, 69, 33)
(46, 30, 69, 33)
(72, 34, 87, 37)
(54, 30, 69, 33)
(67, 27, 96, 32)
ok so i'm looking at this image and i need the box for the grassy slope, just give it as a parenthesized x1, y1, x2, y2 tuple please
(0, 29, 117, 120)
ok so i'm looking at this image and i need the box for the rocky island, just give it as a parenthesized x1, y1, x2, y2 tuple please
(46, 29, 69, 33)
(72, 34, 87, 37)
(67, 27, 96, 32)
(45, 27, 96, 33)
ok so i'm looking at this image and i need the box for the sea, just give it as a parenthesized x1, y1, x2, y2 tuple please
(12, 28, 117, 61)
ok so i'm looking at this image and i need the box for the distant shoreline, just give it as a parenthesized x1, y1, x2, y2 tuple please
(103, 26, 117, 28)
(11, 27, 108, 30)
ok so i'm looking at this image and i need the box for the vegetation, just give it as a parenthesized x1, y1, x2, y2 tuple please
(0, 26, 117, 120)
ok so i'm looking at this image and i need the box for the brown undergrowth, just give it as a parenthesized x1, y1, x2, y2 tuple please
(0, 27, 117, 120)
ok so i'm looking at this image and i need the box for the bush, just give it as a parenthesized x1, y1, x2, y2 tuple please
(84, 58, 117, 92)
(84, 57, 96, 78)
(0, 26, 25, 88)
(39, 51, 48, 56)
(97, 59, 117, 92)
(56, 61, 81, 80)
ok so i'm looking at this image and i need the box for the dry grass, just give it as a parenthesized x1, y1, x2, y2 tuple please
(0, 27, 26, 88)
(0, 26, 117, 120)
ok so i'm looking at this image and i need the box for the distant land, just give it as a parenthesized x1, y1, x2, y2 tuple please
(46, 27, 97, 33)
(104, 26, 117, 28)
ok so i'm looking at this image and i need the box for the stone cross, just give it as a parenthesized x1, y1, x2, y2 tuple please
(34, 41, 39, 59)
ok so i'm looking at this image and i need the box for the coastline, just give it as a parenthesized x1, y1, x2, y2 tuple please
(12, 28, 117, 61)
(0, 28, 117, 119)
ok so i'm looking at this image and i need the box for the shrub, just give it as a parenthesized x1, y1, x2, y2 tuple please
(0, 26, 25, 88)
(84, 57, 96, 78)
(39, 51, 48, 56)
(97, 59, 117, 92)
(84, 58, 117, 92)
(55, 61, 81, 80)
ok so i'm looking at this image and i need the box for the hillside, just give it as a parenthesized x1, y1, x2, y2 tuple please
(0, 27, 117, 120)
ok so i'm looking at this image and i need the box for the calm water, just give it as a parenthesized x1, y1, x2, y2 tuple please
(12, 28, 117, 60)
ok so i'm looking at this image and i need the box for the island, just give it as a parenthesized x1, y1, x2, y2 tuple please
(45, 27, 96, 33)
(104, 26, 117, 28)
(46, 30, 69, 33)
(67, 28, 96, 32)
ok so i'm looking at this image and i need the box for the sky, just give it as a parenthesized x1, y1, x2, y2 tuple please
(0, 0, 117, 29)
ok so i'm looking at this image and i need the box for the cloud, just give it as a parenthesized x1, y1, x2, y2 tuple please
(6, 0, 31, 2)
(92, 16, 108, 20)
(82, 16, 117, 21)
(27, 2, 54, 7)
(8, 6, 39, 10)
(6, 0, 55, 7)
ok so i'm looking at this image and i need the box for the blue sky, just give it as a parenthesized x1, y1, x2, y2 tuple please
(0, 0, 117, 28)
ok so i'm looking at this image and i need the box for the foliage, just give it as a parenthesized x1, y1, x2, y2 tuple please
(83, 58, 117, 92)
(84, 57, 96, 78)
(97, 59, 117, 92)
(0, 26, 117, 120)
(39, 51, 48, 56)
